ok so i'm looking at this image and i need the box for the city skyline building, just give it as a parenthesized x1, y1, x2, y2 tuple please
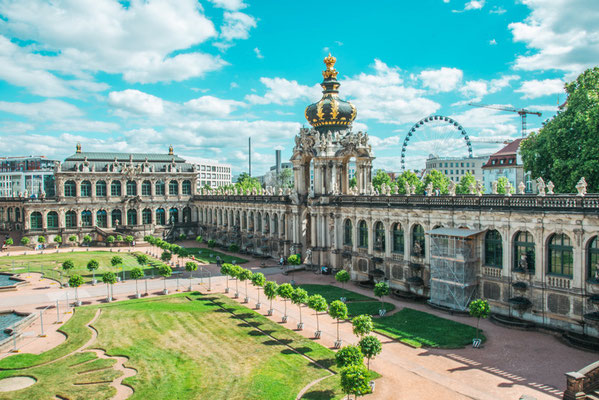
(0, 156, 57, 198)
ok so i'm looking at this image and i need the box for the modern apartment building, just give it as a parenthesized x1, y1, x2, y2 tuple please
(196, 160, 232, 188)
(425, 155, 489, 183)
(0, 156, 57, 198)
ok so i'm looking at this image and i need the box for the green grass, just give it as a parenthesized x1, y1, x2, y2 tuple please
(301, 370, 380, 400)
(346, 301, 395, 317)
(0, 251, 164, 284)
(373, 308, 484, 348)
(297, 284, 375, 303)
(185, 247, 248, 265)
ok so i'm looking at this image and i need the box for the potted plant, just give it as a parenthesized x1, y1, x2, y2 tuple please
(250, 272, 266, 309)
(158, 264, 172, 294)
(185, 261, 197, 291)
(277, 283, 294, 323)
(307, 294, 327, 338)
(329, 300, 348, 348)
(106, 235, 115, 246)
(291, 287, 308, 330)
(68, 274, 85, 306)
(102, 272, 117, 302)
(131, 267, 144, 298)
(87, 259, 99, 284)
(264, 281, 279, 316)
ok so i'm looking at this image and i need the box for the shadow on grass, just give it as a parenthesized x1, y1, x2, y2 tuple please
(300, 389, 337, 399)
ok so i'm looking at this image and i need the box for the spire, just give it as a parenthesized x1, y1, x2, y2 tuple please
(76, 142, 82, 154)
(168, 144, 174, 155)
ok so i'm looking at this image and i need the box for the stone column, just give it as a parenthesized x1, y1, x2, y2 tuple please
(572, 229, 584, 289)
(91, 181, 97, 200)
(58, 210, 65, 229)
(385, 220, 392, 259)
(91, 209, 97, 227)
(106, 180, 112, 200)
(502, 227, 511, 278)
(75, 179, 81, 198)
(41, 210, 48, 230)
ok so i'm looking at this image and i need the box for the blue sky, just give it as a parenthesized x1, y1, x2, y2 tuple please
(0, 0, 596, 175)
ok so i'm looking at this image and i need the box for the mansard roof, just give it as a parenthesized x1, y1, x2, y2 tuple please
(60, 152, 195, 173)
(65, 152, 186, 163)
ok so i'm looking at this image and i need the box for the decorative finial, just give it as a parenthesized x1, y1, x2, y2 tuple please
(76, 142, 82, 154)
(168, 144, 174, 155)
(323, 53, 338, 79)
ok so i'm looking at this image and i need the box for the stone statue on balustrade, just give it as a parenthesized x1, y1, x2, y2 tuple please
(492, 181, 498, 194)
(547, 181, 555, 195)
(518, 182, 526, 195)
(505, 181, 513, 197)
(448, 180, 456, 196)
(404, 181, 411, 196)
(537, 178, 546, 196)
(425, 183, 433, 196)
(576, 177, 587, 197)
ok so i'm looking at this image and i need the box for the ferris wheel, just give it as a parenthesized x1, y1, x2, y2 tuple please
(400, 115, 473, 170)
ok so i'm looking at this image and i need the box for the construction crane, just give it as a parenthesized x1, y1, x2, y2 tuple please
(468, 102, 542, 138)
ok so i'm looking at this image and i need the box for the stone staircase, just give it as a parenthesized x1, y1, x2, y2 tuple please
(564, 361, 599, 399)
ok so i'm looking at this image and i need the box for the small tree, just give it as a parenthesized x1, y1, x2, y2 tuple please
(221, 263, 232, 292)
(54, 236, 62, 245)
(102, 271, 117, 301)
(62, 260, 75, 277)
(264, 281, 279, 312)
(373, 282, 390, 313)
(106, 235, 115, 245)
(468, 299, 490, 340)
(87, 259, 99, 282)
(307, 294, 328, 333)
(158, 264, 172, 293)
(352, 314, 373, 338)
(178, 233, 187, 241)
(161, 251, 172, 262)
(5, 238, 13, 246)
(68, 274, 85, 306)
(277, 283, 294, 320)
(329, 300, 348, 343)
(335, 345, 364, 368)
(291, 287, 309, 327)
(229, 264, 241, 295)
(228, 244, 240, 252)
(336, 270, 350, 289)
(340, 364, 371, 399)
(136, 254, 149, 266)
(207, 239, 216, 248)
(130, 267, 144, 297)
(20, 237, 30, 246)
(111, 256, 123, 270)
(83, 234, 92, 245)
(358, 335, 382, 370)
(185, 261, 198, 291)
(125, 235, 134, 245)
(251, 272, 266, 306)
(238, 268, 253, 301)
(287, 254, 301, 265)
(195, 235, 203, 244)
(68, 235, 78, 243)
(37, 236, 46, 244)
(116, 234, 123, 242)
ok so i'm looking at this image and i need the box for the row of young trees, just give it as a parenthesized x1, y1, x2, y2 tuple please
(144, 235, 190, 261)
(371, 169, 491, 195)
(9, 234, 136, 248)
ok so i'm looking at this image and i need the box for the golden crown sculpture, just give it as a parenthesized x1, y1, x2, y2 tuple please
(322, 53, 338, 79)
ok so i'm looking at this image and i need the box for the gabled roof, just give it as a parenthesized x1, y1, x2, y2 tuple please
(482, 139, 522, 168)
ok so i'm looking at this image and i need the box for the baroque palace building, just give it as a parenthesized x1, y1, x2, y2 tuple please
(1, 54, 599, 339)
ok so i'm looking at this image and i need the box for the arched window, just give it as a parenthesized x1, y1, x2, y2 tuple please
(30, 212, 42, 230)
(156, 208, 165, 225)
(256, 212, 263, 233)
(344, 219, 353, 246)
(96, 181, 107, 197)
(111, 209, 122, 227)
(273, 214, 279, 234)
(248, 212, 254, 231)
(358, 220, 368, 248)
(374, 221, 385, 252)
(218, 209, 222, 225)
(182, 180, 191, 195)
(242, 211, 247, 230)
(183, 207, 191, 223)
(81, 210, 92, 227)
(264, 213, 270, 234)
(47, 211, 58, 229)
(126, 180, 137, 196)
(65, 211, 77, 228)
(514, 231, 535, 273)
(141, 180, 151, 196)
(169, 180, 179, 195)
(169, 208, 178, 224)
(142, 208, 152, 224)
(392, 223, 404, 254)
(589, 237, 599, 281)
(111, 180, 122, 196)
(485, 230, 503, 268)
(15, 208, 20, 222)
(155, 180, 165, 196)
(127, 209, 137, 225)
(96, 210, 107, 228)
(412, 224, 425, 256)
(548, 234, 573, 277)
(64, 180, 76, 197)
(80, 180, 91, 197)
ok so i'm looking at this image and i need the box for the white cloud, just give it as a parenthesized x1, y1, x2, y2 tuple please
(509, 0, 599, 74)
(515, 78, 564, 99)
(460, 75, 519, 98)
(418, 67, 463, 92)
(0, 99, 82, 120)
(254, 47, 264, 59)
(108, 89, 165, 116)
(0, 0, 228, 85)
(246, 78, 321, 105)
(220, 11, 256, 41)
(208, 0, 247, 11)
(465, 0, 485, 10)
(490, 6, 506, 14)
(184, 95, 245, 117)
(489, 39, 497, 45)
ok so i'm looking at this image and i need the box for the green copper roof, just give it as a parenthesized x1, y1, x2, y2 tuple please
(65, 152, 186, 163)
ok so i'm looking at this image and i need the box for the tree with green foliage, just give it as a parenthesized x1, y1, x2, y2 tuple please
(221, 263, 232, 292)
(335, 269, 350, 289)
(251, 272, 266, 306)
(110, 256, 123, 270)
(185, 261, 198, 291)
(469, 299, 490, 340)
(335, 345, 364, 369)
(340, 364, 371, 399)
(235, 172, 262, 193)
(287, 254, 301, 265)
(456, 172, 477, 194)
(421, 169, 451, 194)
(195, 235, 203, 244)
(83, 234, 92, 245)
(68, 235, 78, 243)
(229, 264, 241, 295)
(372, 169, 392, 192)
(161, 251, 172, 262)
(358, 335, 382, 370)
(102, 271, 117, 302)
(62, 260, 75, 276)
(158, 264, 172, 293)
(130, 267, 144, 297)
(86, 259, 99, 282)
(352, 314, 373, 338)
(228, 244, 240, 252)
(374, 282, 390, 313)
(349, 176, 357, 188)
(238, 268, 253, 301)
(125, 235, 134, 245)
(106, 235, 115, 245)
(395, 170, 423, 194)
(5, 238, 13, 246)
(308, 294, 328, 333)
(136, 254, 149, 267)
(54, 236, 62, 245)
(521, 67, 599, 193)
(207, 239, 216, 248)
(496, 176, 514, 194)
(116, 235, 123, 242)
(68, 274, 85, 306)
(20, 237, 30, 246)
(264, 281, 279, 312)
(291, 287, 309, 327)
(329, 300, 348, 342)
(37, 236, 45, 244)
(277, 283, 294, 320)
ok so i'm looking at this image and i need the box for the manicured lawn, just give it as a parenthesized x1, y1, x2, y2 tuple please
(0, 251, 164, 284)
(373, 308, 484, 348)
(298, 284, 375, 303)
(346, 301, 395, 317)
(185, 247, 248, 265)
(0, 293, 359, 399)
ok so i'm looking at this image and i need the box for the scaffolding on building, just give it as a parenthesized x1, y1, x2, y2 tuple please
(428, 228, 485, 311)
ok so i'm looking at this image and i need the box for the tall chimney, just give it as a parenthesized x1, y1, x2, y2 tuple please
(275, 149, 281, 176)
(248, 137, 252, 177)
